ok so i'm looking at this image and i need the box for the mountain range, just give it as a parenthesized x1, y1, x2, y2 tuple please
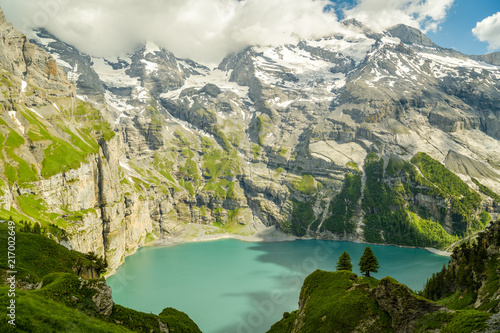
(1, 7, 500, 271)
(1, 6, 500, 332)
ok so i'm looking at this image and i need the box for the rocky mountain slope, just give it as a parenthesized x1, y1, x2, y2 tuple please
(0, 9, 158, 271)
(268, 217, 500, 332)
(1, 7, 500, 271)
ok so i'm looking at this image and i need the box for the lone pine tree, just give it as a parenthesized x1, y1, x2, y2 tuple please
(336, 251, 353, 271)
(358, 246, 380, 277)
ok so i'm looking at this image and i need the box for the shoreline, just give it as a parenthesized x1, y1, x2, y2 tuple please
(105, 225, 451, 279)
(424, 247, 452, 257)
(104, 225, 296, 279)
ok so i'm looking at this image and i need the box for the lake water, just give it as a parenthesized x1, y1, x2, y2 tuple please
(107, 239, 449, 333)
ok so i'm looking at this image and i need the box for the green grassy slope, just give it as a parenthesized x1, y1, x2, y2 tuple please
(0, 223, 201, 332)
(268, 270, 493, 333)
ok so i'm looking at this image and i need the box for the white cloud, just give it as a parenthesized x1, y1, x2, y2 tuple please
(344, 0, 455, 33)
(0, 0, 455, 65)
(472, 12, 500, 52)
(1, 0, 341, 66)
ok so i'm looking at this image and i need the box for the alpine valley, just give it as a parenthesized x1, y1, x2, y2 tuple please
(1, 5, 500, 332)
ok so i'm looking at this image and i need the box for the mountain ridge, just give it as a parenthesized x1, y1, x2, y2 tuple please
(0, 8, 499, 274)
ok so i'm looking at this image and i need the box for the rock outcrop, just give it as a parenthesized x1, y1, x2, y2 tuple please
(267, 270, 454, 333)
(372, 277, 444, 332)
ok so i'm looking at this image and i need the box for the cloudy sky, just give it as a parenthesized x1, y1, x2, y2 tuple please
(0, 0, 499, 65)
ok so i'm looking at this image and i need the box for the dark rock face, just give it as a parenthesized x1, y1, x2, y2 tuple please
(387, 24, 436, 47)
(201, 83, 222, 98)
(29, 29, 105, 97)
(297, 41, 356, 74)
(471, 52, 500, 66)
(372, 278, 444, 332)
(85, 279, 114, 317)
(127, 48, 186, 96)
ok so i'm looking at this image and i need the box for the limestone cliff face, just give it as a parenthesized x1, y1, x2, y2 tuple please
(0, 11, 70, 96)
(0, 9, 158, 271)
(34, 136, 158, 270)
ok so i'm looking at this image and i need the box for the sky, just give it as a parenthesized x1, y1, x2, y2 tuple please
(0, 0, 498, 65)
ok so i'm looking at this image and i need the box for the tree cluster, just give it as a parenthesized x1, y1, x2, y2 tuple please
(85, 252, 109, 273)
(19, 219, 43, 235)
(422, 219, 499, 302)
(336, 246, 380, 277)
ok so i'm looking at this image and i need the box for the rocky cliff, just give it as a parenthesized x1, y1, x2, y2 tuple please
(0, 10, 157, 270)
(1, 7, 500, 272)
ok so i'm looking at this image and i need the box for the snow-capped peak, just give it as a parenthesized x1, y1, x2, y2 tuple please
(144, 41, 161, 57)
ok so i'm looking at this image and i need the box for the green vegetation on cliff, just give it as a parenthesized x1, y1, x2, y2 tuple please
(362, 153, 457, 248)
(286, 151, 486, 247)
(411, 152, 482, 235)
(292, 174, 317, 195)
(290, 199, 316, 237)
(423, 218, 500, 313)
(0, 95, 121, 228)
(322, 172, 362, 234)
(0, 90, 115, 195)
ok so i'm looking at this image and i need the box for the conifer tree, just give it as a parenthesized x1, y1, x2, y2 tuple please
(336, 251, 353, 271)
(358, 246, 380, 277)
(33, 222, 41, 235)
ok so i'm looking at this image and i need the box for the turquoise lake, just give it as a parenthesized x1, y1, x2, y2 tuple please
(107, 239, 449, 333)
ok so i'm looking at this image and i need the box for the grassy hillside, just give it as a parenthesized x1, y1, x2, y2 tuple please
(268, 270, 393, 333)
(268, 270, 493, 333)
(0, 223, 201, 332)
(0, 222, 101, 284)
